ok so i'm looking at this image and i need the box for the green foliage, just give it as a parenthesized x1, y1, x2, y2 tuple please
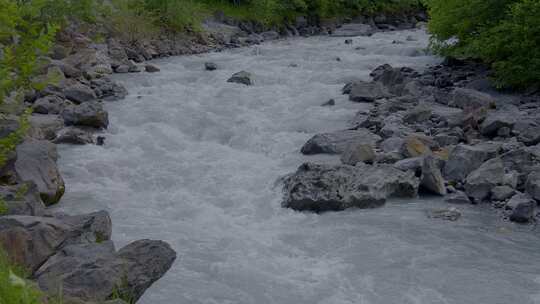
(0, 249, 43, 304)
(0, 199, 7, 215)
(427, 0, 540, 89)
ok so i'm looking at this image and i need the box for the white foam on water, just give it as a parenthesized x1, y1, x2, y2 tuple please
(55, 29, 540, 304)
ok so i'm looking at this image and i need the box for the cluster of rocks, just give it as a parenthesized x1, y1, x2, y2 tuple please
(283, 60, 540, 223)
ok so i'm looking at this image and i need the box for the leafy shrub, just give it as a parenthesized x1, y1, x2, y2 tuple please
(427, 0, 540, 89)
(0, 249, 43, 304)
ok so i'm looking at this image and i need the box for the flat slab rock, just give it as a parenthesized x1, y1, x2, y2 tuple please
(282, 162, 419, 212)
(301, 128, 381, 155)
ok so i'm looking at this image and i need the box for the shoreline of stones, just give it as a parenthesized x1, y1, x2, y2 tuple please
(0, 11, 433, 303)
(282, 58, 540, 224)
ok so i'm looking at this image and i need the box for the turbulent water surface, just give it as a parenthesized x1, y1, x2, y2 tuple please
(56, 29, 540, 304)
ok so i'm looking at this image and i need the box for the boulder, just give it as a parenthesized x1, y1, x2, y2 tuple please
(35, 240, 176, 303)
(448, 88, 494, 110)
(62, 101, 109, 129)
(331, 24, 374, 37)
(371, 65, 418, 95)
(28, 114, 64, 141)
(348, 81, 390, 102)
(282, 162, 419, 212)
(443, 144, 497, 182)
(464, 158, 505, 201)
(32, 95, 68, 115)
(0, 183, 45, 216)
(393, 157, 422, 174)
(205, 62, 217, 71)
(145, 64, 160, 73)
(480, 107, 520, 136)
(301, 129, 381, 155)
(491, 185, 516, 201)
(340, 143, 376, 165)
(506, 193, 536, 223)
(64, 83, 97, 104)
(403, 105, 432, 124)
(227, 71, 252, 85)
(525, 171, 540, 201)
(0, 211, 111, 272)
(401, 134, 435, 158)
(53, 127, 95, 145)
(420, 155, 446, 195)
(426, 208, 461, 221)
(444, 191, 471, 204)
(380, 137, 405, 153)
(15, 139, 64, 205)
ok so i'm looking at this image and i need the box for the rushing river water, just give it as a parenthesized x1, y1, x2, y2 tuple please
(56, 29, 540, 304)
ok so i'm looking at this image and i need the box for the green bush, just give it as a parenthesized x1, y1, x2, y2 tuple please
(427, 0, 540, 89)
(0, 249, 43, 304)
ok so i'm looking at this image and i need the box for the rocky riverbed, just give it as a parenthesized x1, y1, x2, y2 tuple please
(46, 23, 540, 304)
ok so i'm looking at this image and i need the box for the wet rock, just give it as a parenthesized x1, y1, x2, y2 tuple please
(90, 77, 128, 101)
(321, 99, 335, 106)
(443, 144, 497, 182)
(301, 129, 381, 155)
(394, 157, 422, 174)
(205, 62, 217, 71)
(62, 101, 109, 129)
(0, 211, 111, 272)
(427, 207, 461, 221)
(525, 171, 540, 201)
(28, 114, 64, 141)
(448, 88, 494, 110)
(331, 24, 374, 37)
(348, 81, 390, 102)
(420, 155, 446, 195)
(371, 65, 418, 95)
(145, 64, 160, 73)
(15, 139, 65, 206)
(282, 162, 419, 212)
(518, 126, 540, 146)
(444, 191, 471, 204)
(50, 60, 82, 78)
(340, 143, 376, 165)
(0, 183, 45, 216)
(227, 71, 252, 86)
(506, 193, 536, 223)
(403, 105, 432, 124)
(32, 95, 67, 115)
(64, 83, 97, 104)
(491, 185, 516, 201)
(53, 127, 95, 145)
(344, 39, 353, 44)
(464, 158, 505, 201)
(35, 239, 176, 303)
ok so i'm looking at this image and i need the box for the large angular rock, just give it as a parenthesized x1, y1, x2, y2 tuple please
(0, 211, 111, 272)
(448, 88, 494, 110)
(227, 71, 252, 86)
(64, 83, 97, 104)
(420, 155, 446, 195)
(62, 101, 109, 129)
(480, 106, 520, 136)
(506, 193, 536, 223)
(32, 95, 68, 115)
(525, 171, 540, 201)
(301, 129, 381, 155)
(15, 139, 65, 205)
(35, 240, 176, 303)
(340, 143, 376, 165)
(491, 185, 516, 201)
(464, 158, 505, 201)
(0, 183, 45, 216)
(28, 114, 64, 141)
(403, 105, 432, 124)
(282, 162, 419, 212)
(443, 144, 497, 182)
(348, 81, 390, 102)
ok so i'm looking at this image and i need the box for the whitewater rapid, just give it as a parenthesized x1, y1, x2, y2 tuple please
(56, 29, 540, 304)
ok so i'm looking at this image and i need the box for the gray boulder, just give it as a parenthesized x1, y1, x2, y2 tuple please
(205, 62, 217, 71)
(282, 162, 419, 212)
(443, 144, 497, 182)
(525, 171, 540, 201)
(227, 71, 252, 85)
(491, 185, 516, 201)
(348, 81, 390, 102)
(15, 139, 65, 205)
(403, 105, 432, 124)
(464, 158, 505, 201)
(0, 211, 111, 272)
(506, 193, 536, 223)
(28, 114, 64, 141)
(32, 95, 68, 115)
(394, 157, 422, 173)
(53, 127, 95, 145)
(448, 88, 494, 110)
(62, 101, 109, 129)
(420, 155, 446, 195)
(480, 107, 519, 136)
(444, 191, 471, 204)
(0, 183, 45, 216)
(301, 129, 381, 155)
(145, 64, 160, 73)
(340, 143, 376, 165)
(64, 83, 97, 104)
(35, 239, 176, 303)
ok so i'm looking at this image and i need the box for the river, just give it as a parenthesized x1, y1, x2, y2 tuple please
(55, 29, 540, 304)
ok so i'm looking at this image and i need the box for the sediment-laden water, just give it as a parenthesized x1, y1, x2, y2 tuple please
(56, 29, 540, 304)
